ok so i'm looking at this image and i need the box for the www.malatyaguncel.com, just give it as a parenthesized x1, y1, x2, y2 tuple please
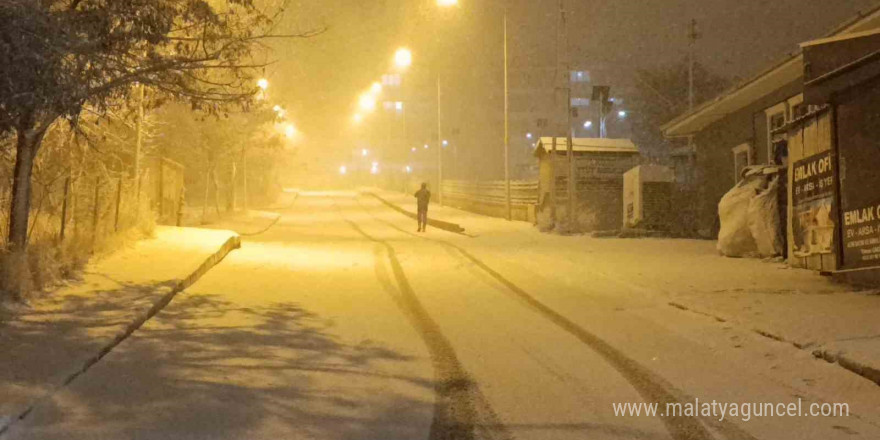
(612, 399, 850, 422)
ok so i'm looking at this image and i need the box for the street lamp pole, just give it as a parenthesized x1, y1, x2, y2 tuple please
(503, 5, 511, 221)
(560, 0, 575, 232)
(437, 75, 444, 205)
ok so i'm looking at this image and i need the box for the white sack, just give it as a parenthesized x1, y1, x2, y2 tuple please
(747, 175, 783, 257)
(717, 176, 763, 257)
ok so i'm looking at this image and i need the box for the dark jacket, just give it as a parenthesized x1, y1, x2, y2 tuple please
(415, 189, 431, 210)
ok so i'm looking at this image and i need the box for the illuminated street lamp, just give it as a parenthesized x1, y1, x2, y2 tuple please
(339, 165, 347, 175)
(584, 120, 593, 128)
(284, 123, 296, 139)
(371, 82, 383, 95)
(437, 0, 458, 6)
(442, 140, 449, 147)
(394, 48, 413, 69)
(411, 147, 417, 152)
(423, 144, 429, 149)
(618, 110, 628, 118)
(359, 94, 376, 112)
(257, 78, 269, 90)
(362, 148, 369, 157)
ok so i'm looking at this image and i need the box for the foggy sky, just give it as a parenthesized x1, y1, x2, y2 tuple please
(269, 0, 879, 174)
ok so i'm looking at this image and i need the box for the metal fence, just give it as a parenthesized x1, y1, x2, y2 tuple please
(0, 157, 184, 251)
(441, 180, 539, 222)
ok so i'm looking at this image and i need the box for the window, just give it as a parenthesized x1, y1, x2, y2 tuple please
(732, 143, 752, 183)
(764, 101, 788, 164)
(570, 97, 590, 107)
(382, 74, 401, 87)
(570, 70, 590, 83)
(769, 113, 786, 131)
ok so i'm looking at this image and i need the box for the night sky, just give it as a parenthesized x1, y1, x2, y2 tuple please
(268, 0, 879, 175)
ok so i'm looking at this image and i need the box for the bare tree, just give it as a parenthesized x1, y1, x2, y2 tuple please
(0, 0, 320, 251)
(630, 60, 730, 160)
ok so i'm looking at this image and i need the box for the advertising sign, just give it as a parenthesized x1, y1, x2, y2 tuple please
(841, 196, 880, 267)
(791, 151, 836, 258)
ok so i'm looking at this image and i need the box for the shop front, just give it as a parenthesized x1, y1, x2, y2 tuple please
(802, 29, 880, 275)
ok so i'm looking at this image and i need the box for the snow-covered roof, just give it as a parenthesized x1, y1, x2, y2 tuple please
(800, 27, 880, 48)
(662, 4, 880, 138)
(534, 137, 638, 155)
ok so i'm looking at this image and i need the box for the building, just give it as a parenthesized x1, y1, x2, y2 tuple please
(534, 137, 639, 231)
(801, 28, 880, 277)
(661, 4, 880, 272)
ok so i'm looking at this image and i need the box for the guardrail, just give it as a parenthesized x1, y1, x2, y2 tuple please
(441, 180, 538, 222)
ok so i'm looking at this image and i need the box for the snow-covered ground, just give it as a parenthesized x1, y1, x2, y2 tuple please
(0, 226, 237, 433)
(5, 192, 880, 440)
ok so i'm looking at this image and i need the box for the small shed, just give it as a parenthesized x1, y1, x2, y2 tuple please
(623, 165, 675, 230)
(534, 137, 640, 231)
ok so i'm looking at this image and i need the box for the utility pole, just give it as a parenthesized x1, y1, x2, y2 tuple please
(559, 0, 575, 232)
(503, 5, 511, 221)
(437, 75, 444, 205)
(688, 19, 701, 112)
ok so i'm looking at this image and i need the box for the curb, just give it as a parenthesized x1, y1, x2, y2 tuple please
(238, 192, 298, 237)
(365, 192, 466, 234)
(0, 234, 242, 437)
(666, 301, 880, 388)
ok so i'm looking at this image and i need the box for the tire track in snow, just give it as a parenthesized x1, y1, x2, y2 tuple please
(332, 202, 511, 440)
(356, 197, 758, 440)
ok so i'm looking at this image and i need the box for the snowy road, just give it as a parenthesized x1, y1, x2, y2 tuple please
(8, 192, 880, 440)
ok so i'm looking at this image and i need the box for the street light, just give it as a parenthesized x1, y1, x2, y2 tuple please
(371, 82, 383, 95)
(257, 78, 269, 90)
(618, 110, 628, 118)
(437, 0, 458, 5)
(394, 48, 413, 69)
(340, 165, 347, 175)
(362, 148, 369, 157)
(284, 123, 296, 139)
(359, 94, 376, 112)
(584, 120, 593, 128)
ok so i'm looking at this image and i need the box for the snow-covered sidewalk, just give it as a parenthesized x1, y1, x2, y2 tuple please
(0, 226, 239, 429)
(371, 189, 880, 386)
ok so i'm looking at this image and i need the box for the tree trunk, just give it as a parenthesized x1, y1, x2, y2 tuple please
(8, 127, 46, 251)
(228, 161, 236, 212)
(212, 168, 221, 216)
(202, 167, 210, 224)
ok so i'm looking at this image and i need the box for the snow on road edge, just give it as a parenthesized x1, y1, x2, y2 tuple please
(0, 234, 243, 437)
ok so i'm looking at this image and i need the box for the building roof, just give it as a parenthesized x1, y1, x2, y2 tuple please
(534, 137, 639, 155)
(662, 3, 880, 138)
(800, 27, 880, 48)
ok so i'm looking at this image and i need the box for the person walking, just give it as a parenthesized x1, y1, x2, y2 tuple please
(414, 182, 431, 232)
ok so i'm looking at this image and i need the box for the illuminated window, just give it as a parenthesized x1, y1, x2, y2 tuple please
(382, 74, 402, 86)
(570, 71, 591, 83)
